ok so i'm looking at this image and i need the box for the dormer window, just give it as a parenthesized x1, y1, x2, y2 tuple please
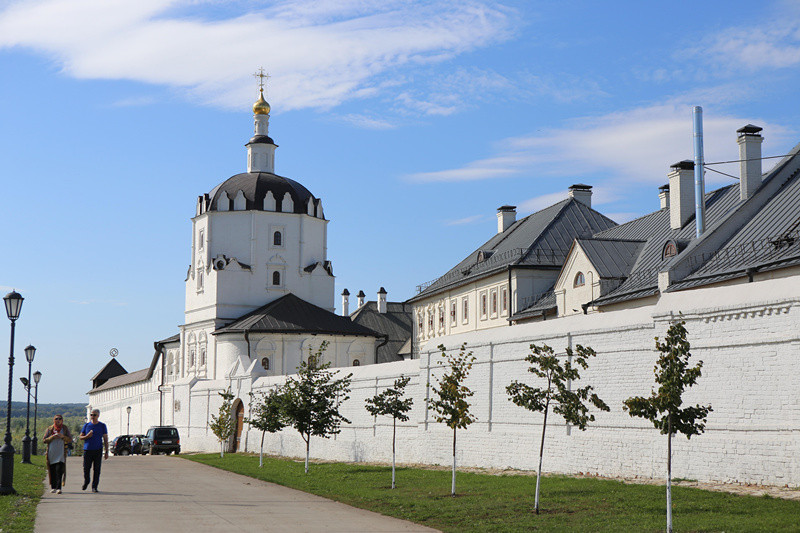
(663, 241, 678, 259)
(273, 231, 282, 246)
(477, 250, 494, 262)
(574, 272, 585, 287)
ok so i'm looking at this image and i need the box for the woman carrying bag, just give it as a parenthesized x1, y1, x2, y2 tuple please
(43, 414, 72, 493)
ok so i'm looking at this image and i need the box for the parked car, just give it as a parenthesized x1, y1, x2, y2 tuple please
(112, 434, 145, 456)
(143, 426, 181, 455)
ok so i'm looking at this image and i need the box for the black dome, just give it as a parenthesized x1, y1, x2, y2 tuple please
(208, 172, 317, 215)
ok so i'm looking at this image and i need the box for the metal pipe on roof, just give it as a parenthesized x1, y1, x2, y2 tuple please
(693, 106, 706, 237)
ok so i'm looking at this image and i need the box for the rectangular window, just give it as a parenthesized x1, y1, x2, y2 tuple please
(462, 297, 469, 323)
(198, 230, 204, 250)
(438, 307, 444, 329)
(491, 289, 498, 317)
(480, 292, 488, 319)
(450, 301, 457, 324)
(501, 287, 508, 314)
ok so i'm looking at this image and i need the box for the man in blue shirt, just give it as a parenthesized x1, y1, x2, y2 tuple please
(79, 409, 109, 492)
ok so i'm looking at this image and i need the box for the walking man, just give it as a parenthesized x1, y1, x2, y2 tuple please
(79, 409, 108, 492)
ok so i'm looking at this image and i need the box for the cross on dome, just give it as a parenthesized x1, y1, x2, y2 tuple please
(252, 67, 271, 115)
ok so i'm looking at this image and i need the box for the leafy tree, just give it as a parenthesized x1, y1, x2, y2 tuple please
(365, 375, 413, 489)
(428, 343, 476, 496)
(209, 388, 236, 458)
(623, 320, 712, 533)
(283, 341, 353, 473)
(245, 387, 287, 467)
(506, 343, 609, 514)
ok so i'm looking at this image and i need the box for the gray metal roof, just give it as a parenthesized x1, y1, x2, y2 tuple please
(590, 184, 741, 305)
(409, 198, 616, 302)
(576, 238, 646, 279)
(349, 301, 412, 363)
(91, 368, 149, 393)
(510, 290, 556, 321)
(590, 139, 800, 306)
(214, 293, 380, 337)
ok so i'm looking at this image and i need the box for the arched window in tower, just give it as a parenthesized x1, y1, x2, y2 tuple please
(272, 271, 281, 286)
(352, 359, 360, 367)
(574, 272, 585, 287)
(273, 231, 282, 246)
(261, 357, 270, 370)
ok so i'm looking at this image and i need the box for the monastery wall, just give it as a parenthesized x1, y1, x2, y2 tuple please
(91, 276, 799, 486)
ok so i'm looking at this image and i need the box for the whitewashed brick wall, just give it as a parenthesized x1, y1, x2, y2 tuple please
(91, 277, 800, 487)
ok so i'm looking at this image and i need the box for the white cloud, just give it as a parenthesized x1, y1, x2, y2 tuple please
(445, 214, 484, 226)
(111, 96, 158, 108)
(339, 113, 396, 130)
(687, 19, 800, 72)
(0, 0, 514, 112)
(406, 94, 792, 187)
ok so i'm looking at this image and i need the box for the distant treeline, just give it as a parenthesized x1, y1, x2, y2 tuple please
(0, 401, 86, 419)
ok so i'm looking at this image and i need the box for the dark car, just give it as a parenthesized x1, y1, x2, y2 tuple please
(143, 426, 181, 455)
(112, 434, 145, 456)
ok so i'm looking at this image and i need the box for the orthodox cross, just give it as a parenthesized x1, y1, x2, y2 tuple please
(254, 68, 270, 94)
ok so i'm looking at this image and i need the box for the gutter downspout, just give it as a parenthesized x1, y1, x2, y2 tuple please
(507, 265, 513, 326)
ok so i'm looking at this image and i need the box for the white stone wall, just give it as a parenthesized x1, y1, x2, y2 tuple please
(90, 276, 800, 486)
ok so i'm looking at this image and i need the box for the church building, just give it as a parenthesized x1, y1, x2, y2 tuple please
(88, 82, 389, 439)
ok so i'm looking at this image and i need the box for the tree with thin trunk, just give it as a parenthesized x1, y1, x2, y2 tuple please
(365, 375, 413, 489)
(428, 343, 476, 496)
(245, 387, 287, 467)
(623, 320, 712, 533)
(283, 341, 352, 473)
(506, 343, 609, 515)
(209, 388, 236, 458)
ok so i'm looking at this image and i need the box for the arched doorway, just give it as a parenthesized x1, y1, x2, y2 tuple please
(233, 399, 245, 452)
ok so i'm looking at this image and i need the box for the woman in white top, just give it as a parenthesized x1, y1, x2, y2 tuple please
(43, 414, 72, 493)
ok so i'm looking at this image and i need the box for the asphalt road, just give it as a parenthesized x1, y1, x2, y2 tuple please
(34, 455, 438, 532)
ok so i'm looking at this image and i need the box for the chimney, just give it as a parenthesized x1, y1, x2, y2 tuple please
(658, 184, 670, 209)
(568, 184, 592, 207)
(341, 289, 350, 316)
(377, 287, 387, 314)
(356, 290, 365, 308)
(669, 160, 694, 230)
(496, 205, 516, 233)
(737, 124, 763, 201)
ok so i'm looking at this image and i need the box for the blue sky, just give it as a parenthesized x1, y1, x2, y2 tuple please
(2, 0, 800, 403)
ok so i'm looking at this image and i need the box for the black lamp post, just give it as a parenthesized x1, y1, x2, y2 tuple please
(126, 406, 132, 435)
(21, 344, 35, 464)
(1, 290, 23, 495)
(32, 371, 40, 456)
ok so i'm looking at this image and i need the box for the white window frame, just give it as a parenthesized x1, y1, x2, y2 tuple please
(479, 291, 488, 320)
(490, 288, 498, 318)
(501, 287, 508, 315)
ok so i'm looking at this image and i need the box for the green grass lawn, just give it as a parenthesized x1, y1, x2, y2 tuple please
(0, 455, 46, 533)
(184, 453, 800, 532)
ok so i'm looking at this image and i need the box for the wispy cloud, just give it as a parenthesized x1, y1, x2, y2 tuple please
(339, 113, 396, 130)
(406, 93, 792, 187)
(445, 214, 484, 226)
(685, 18, 800, 73)
(0, 1, 515, 112)
(111, 96, 158, 108)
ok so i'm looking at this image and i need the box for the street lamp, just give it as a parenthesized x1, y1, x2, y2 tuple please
(21, 344, 35, 464)
(1, 290, 23, 495)
(126, 406, 132, 435)
(32, 371, 41, 456)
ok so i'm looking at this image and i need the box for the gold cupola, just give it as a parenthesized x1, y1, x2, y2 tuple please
(253, 89, 270, 115)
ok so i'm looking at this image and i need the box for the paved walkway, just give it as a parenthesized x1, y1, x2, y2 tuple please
(35, 456, 438, 532)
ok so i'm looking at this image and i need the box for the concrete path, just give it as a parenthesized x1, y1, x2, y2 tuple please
(35, 455, 438, 532)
